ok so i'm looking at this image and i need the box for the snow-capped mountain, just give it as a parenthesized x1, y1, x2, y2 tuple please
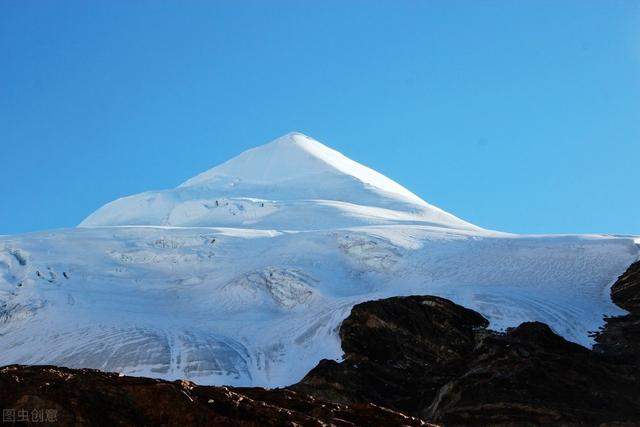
(80, 132, 477, 231)
(1, 133, 638, 387)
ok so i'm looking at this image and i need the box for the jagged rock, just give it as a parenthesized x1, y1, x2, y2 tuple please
(292, 296, 488, 413)
(295, 292, 640, 425)
(0, 365, 428, 426)
(427, 322, 640, 425)
(594, 260, 640, 365)
(611, 260, 640, 312)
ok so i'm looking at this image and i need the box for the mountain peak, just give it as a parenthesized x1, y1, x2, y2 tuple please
(178, 132, 328, 188)
(179, 132, 426, 206)
(80, 132, 478, 231)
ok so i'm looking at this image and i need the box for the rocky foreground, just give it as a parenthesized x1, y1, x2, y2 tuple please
(1, 261, 640, 426)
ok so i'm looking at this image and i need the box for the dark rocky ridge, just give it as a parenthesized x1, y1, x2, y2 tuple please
(293, 295, 640, 425)
(0, 365, 428, 426)
(594, 260, 640, 365)
(610, 259, 640, 312)
(291, 296, 490, 414)
(1, 261, 640, 426)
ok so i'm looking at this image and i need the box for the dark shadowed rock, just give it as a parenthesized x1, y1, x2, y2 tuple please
(292, 296, 488, 413)
(0, 365, 429, 426)
(611, 260, 640, 312)
(294, 291, 640, 425)
(594, 260, 640, 365)
(427, 322, 640, 425)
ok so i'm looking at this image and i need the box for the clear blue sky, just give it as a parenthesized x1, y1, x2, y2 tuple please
(1, 1, 639, 235)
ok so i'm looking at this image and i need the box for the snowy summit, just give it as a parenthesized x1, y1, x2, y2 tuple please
(80, 132, 477, 231)
(0, 132, 638, 387)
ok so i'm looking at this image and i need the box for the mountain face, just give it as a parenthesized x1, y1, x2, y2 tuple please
(0, 133, 639, 387)
(80, 132, 477, 230)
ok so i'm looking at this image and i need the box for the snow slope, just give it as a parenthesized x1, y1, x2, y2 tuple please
(1, 133, 638, 387)
(80, 133, 478, 231)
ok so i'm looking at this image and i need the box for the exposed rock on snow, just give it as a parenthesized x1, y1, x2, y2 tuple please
(337, 233, 403, 273)
(225, 268, 317, 309)
(0, 300, 47, 323)
(610, 259, 640, 312)
(594, 260, 640, 365)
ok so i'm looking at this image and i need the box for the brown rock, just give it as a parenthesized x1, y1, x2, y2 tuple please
(0, 365, 428, 426)
(292, 296, 488, 413)
(295, 288, 640, 424)
(611, 260, 640, 312)
(594, 260, 640, 365)
(427, 322, 640, 425)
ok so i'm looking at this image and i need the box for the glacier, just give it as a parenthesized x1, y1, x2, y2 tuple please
(1, 132, 638, 387)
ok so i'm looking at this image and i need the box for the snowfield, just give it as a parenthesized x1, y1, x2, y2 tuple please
(1, 133, 638, 387)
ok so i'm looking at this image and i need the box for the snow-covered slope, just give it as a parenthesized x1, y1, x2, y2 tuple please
(1, 133, 638, 387)
(80, 133, 477, 231)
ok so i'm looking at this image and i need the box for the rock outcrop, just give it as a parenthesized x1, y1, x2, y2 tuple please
(0, 365, 428, 426)
(594, 260, 640, 365)
(294, 278, 640, 424)
(291, 296, 489, 413)
(427, 321, 640, 424)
